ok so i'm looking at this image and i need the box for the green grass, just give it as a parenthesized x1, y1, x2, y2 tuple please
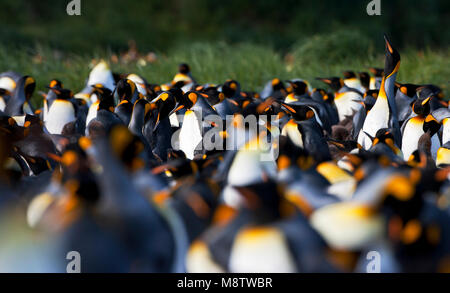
(0, 34, 448, 109)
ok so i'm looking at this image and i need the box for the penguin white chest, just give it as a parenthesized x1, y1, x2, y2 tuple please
(179, 110, 203, 160)
(344, 78, 365, 94)
(0, 97, 5, 111)
(359, 98, 390, 149)
(442, 118, 450, 144)
(281, 122, 303, 148)
(334, 91, 363, 122)
(229, 227, 297, 273)
(45, 100, 76, 134)
(86, 102, 99, 127)
(401, 117, 424, 160)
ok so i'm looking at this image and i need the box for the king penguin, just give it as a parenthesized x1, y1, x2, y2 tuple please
(358, 35, 402, 150)
(45, 85, 77, 135)
(4, 75, 36, 118)
(317, 77, 363, 122)
(0, 72, 22, 112)
(401, 90, 440, 161)
(42, 80, 64, 122)
(75, 60, 116, 104)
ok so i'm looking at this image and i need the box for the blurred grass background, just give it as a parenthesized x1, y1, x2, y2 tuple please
(0, 0, 448, 104)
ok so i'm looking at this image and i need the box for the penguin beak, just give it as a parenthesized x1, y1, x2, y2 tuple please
(316, 78, 332, 85)
(46, 86, 62, 95)
(328, 140, 346, 149)
(153, 112, 161, 132)
(280, 102, 297, 114)
(169, 104, 185, 117)
(363, 131, 375, 143)
(421, 96, 432, 106)
(384, 34, 394, 54)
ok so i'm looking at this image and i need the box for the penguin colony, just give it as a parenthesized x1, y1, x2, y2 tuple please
(0, 35, 449, 273)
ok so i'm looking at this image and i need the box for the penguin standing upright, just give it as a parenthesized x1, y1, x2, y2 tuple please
(86, 85, 123, 137)
(317, 77, 363, 122)
(127, 74, 148, 96)
(358, 35, 402, 150)
(45, 85, 77, 135)
(4, 76, 36, 118)
(394, 82, 420, 124)
(75, 60, 116, 104)
(0, 71, 21, 112)
(170, 91, 218, 159)
(260, 78, 287, 101)
(426, 107, 450, 145)
(401, 90, 439, 161)
(172, 63, 196, 93)
(42, 80, 64, 122)
(147, 91, 176, 160)
(87, 60, 116, 92)
(114, 79, 139, 125)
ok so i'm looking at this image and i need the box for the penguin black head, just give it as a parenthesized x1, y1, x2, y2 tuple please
(234, 180, 283, 221)
(0, 88, 11, 97)
(48, 79, 63, 90)
(369, 67, 384, 78)
(280, 102, 315, 121)
(116, 79, 136, 102)
(92, 84, 114, 112)
(199, 85, 223, 106)
(316, 77, 344, 92)
(383, 34, 401, 77)
(22, 76, 36, 101)
(358, 72, 371, 89)
(371, 128, 397, 149)
(222, 80, 240, 98)
(91, 84, 113, 98)
(151, 91, 176, 130)
(343, 71, 357, 79)
(412, 94, 432, 116)
(423, 114, 441, 136)
(363, 90, 379, 111)
(46, 85, 73, 100)
(24, 114, 44, 131)
(145, 84, 162, 99)
(364, 129, 399, 156)
(172, 80, 190, 89)
(109, 125, 146, 172)
(179, 63, 191, 75)
(181, 91, 199, 110)
(395, 82, 421, 98)
(286, 80, 308, 96)
(168, 87, 184, 102)
(271, 78, 286, 92)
